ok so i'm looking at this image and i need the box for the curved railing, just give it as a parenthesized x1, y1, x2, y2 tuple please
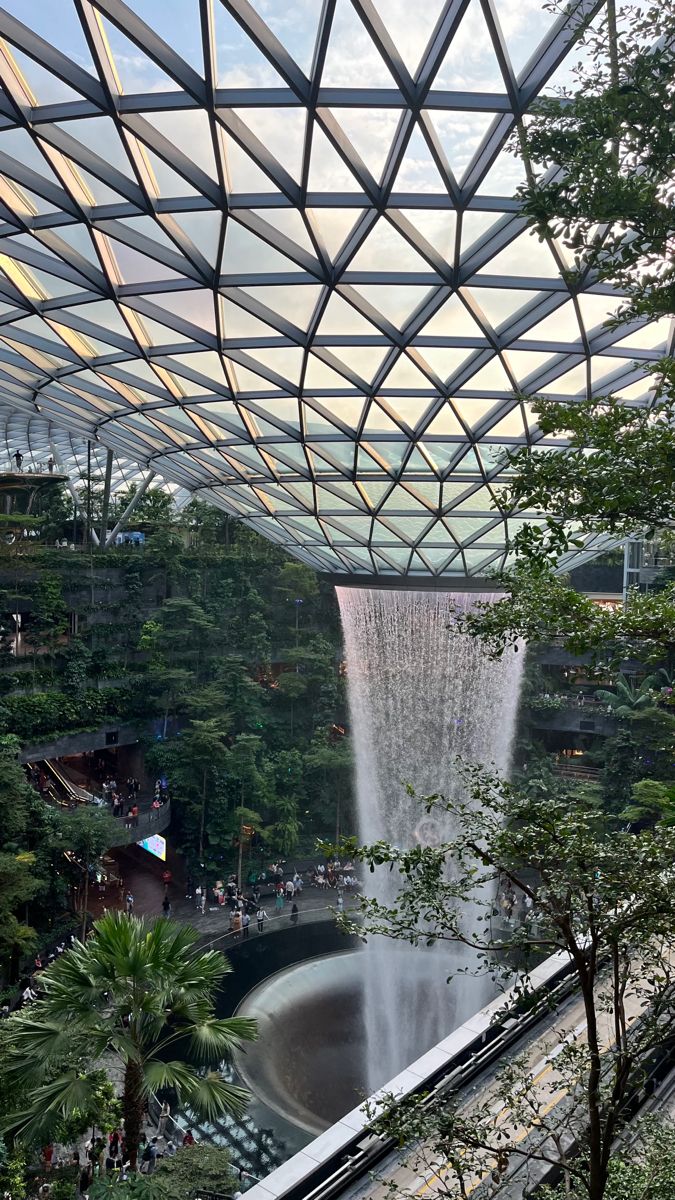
(106, 800, 171, 847)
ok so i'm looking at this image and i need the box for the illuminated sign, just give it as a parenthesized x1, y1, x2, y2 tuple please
(137, 834, 166, 862)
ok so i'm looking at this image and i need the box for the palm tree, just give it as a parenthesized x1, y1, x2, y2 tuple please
(595, 671, 666, 718)
(1, 912, 255, 1165)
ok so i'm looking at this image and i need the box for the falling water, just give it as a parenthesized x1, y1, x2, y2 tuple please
(337, 587, 524, 1092)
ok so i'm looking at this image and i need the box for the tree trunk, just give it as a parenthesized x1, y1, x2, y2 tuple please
(81, 870, 89, 940)
(123, 1057, 145, 1170)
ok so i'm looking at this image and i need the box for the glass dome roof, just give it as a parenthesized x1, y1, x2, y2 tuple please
(0, 0, 668, 577)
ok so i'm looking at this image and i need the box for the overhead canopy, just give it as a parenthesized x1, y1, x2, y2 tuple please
(0, 0, 668, 576)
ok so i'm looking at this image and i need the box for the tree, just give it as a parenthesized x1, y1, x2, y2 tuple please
(595, 672, 664, 717)
(179, 718, 231, 861)
(543, 1118, 675, 1200)
(517, 2, 675, 328)
(153, 1143, 238, 1200)
(619, 778, 675, 826)
(58, 807, 122, 937)
(340, 763, 675, 1200)
(1, 912, 256, 1166)
(26, 574, 67, 680)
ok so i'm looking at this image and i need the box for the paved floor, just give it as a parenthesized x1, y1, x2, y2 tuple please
(91, 846, 359, 942)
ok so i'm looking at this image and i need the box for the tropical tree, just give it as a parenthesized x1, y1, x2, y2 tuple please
(339, 763, 675, 1200)
(1, 912, 256, 1166)
(594, 672, 663, 717)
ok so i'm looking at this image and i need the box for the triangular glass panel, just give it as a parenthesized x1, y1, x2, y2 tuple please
(144, 289, 217, 335)
(426, 110, 498, 181)
(98, 16, 181, 93)
(304, 355, 356, 390)
(506, 350, 557, 386)
(142, 110, 218, 181)
(318, 292, 383, 336)
(171, 211, 222, 266)
(431, 0, 507, 91)
(239, 284, 321, 331)
(230, 362, 282, 393)
(390, 126, 450, 196)
(232, 108, 307, 183)
(398, 208, 457, 261)
(246, 347, 304, 387)
(144, 149, 201, 199)
(131, 0, 204, 76)
(418, 293, 485, 340)
(222, 300, 280, 340)
(329, 346, 388, 385)
(423, 404, 467, 436)
(381, 393, 427, 432)
(307, 124, 364, 193)
(3, 0, 96, 73)
(222, 221, 302, 275)
(7, 46, 83, 105)
(363, 404, 401, 435)
(329, 108, 402, 183)
(477, 149, 527, 198)
(252, 208, 317, 257)
(349, 217, 431, 273)
(414, 346, 473, 383)
(307, 208, 364, 261)
(454, 396, 501, 430)
(460, 210, 504, 257)
(214, 3, 286, 87)
(381, 355, 432, 390)
(466, 287, 540, 332)
(352, 285, 432, 330)
(320, 0, 397, 87)
(524, 300, 582, 345)
(371, 0, 446, 75)
(483, 229, 560, 279)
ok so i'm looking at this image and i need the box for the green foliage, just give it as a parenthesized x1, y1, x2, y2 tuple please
(153, 1143, 238, 1200)
(0, 1145, 26, 1200)
(501, 397, 675, 562)
(1, 913, 256, 1164)
(455, 566, 675, 665)
(517, 2, 675, 326)
(343, 763, 675, 1200)
(620, 778, 675, 826)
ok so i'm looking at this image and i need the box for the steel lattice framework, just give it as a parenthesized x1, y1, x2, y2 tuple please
(0, 0, 670, 577)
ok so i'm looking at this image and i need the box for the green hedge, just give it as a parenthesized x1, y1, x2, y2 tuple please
(0, 684, 141, 741)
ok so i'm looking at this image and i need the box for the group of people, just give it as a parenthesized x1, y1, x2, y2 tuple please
(37, 1117, 198, 1194)
(11, 450, 55, 473)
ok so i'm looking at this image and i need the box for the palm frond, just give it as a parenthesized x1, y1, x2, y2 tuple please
(185, 1017, 258, 1064)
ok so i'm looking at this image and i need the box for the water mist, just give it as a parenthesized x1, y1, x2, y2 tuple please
(337, 587, 524, 1091)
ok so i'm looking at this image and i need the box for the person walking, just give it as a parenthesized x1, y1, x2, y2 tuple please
(125, 892, 134, 916)
(13, 449, 23, 471)
(242, 911, 250, 939)
(230, 910, 242, 940)
(256, 906, 268, 934)
(275, 886, 284, 913)
(162, 895, 171, 919)
(290, 902, 299, 927)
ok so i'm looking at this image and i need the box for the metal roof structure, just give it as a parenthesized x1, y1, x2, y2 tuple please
(0, 0, 670, 578)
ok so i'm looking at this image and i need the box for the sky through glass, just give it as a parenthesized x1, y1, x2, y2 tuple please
(0, 0, 668, 577)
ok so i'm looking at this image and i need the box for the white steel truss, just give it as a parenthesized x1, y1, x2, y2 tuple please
(0, 0, 670, 577)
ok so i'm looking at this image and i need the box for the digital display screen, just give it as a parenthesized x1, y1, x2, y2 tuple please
(137, 834, 166, 861)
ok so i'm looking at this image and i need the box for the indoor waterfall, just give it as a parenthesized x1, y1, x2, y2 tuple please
(337, 587, 524, 1092)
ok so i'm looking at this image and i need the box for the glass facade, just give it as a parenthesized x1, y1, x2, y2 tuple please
(0, 1, 666, 576)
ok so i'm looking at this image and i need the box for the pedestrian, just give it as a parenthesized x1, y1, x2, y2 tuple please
(140, 1138, 158, 1174)
(290, 902, 299, 926)
(256, 906, 268, 933)
(337, 891, 344, 912)
(42, 1144, 54, 1171)
(162, 896, 171, 919)
(79, 1165, 91, 1195)
(131, 803, 139, 827)
(47, 455, 54, 473)
(157, 1100, 170, 1137)
(13, 449, 23, 471)
(285, 878, 294, 903)
(125, 892, 134, 916)
(230, 910, 242, 939)
(200, 890, 206, 914)
(124, 806, 133, 830)
(275, 887, 284, 912)
(242, 911, 250, 939)
(182, 1129, 195, 1147)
